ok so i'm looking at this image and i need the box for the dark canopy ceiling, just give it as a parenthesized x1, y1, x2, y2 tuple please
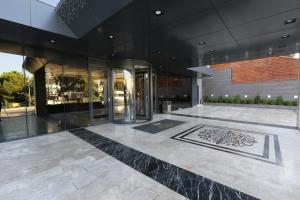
(0, 0, 299, 75)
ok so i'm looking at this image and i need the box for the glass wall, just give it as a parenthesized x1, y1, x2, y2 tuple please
(0, 51, 153, 141)
(0, 52, 27, 141)
(89, 58, 109, 125)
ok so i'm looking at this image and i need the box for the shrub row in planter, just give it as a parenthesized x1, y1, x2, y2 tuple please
(204, 95, 298, 106)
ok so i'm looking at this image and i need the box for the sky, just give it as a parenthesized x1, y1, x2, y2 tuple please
(0, 52, 24, 73)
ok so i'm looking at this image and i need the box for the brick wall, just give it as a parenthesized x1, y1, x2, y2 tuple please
(211, 56, 299, 84)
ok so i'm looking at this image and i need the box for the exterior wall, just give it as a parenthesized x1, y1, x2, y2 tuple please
(203, 69, 299, 100)
(212, 56, 299, 84)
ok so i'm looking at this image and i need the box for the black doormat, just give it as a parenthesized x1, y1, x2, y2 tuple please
(133, 119, 185, 134)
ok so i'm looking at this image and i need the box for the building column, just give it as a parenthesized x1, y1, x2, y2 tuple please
(197, 73, 203, 104)
(296, 53, 300, 129)
(192, 72, 203, 106)
(34, 66, 47, 117)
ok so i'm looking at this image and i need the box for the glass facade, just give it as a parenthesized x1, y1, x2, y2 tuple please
(0, 52, 158, 141)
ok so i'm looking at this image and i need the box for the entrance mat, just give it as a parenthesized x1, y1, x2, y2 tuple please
(171, 124, 283, 166)
(133, 119, 185, 134)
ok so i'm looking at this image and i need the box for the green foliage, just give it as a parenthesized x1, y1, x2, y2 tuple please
(254, 95, 261, 104)
(203, 94, 297, 107)
(217, 96, 224, 103)
(0, 71, 24, 95)
(276, 96, 285, 105)
(233, 95, 241, 104)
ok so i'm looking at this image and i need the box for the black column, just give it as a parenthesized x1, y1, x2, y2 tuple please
(34, 66, 47, 117)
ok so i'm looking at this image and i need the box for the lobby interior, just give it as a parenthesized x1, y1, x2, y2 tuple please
(0, 0, 300, 200)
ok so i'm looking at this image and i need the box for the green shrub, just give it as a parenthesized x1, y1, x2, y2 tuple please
(233, 95, 241, 104)
(245, 99, 254, 104)
(254, 95, 261, 104)
(217, 96, 224, 103)
(204, 96, 209, 102)
(276, 96, 285, 105)
(261, 99, 268, 104)
(267, 99, 276, 105)
(292, 100, 298, 106)
(225, 97, 233, 103)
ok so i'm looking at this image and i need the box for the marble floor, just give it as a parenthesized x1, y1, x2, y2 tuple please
(0, 105, 300, 199)
(172, 104, 297, 127)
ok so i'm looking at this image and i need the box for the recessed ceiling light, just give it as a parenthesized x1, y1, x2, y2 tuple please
(50, 39, 55, 43)
(154, 10, 163, 16)
(172, 56, 176, 60)
(108, 35, 114, 39)
(209, 49, 216, 53)
(284, 18, 296, 25)
(281, 34, 290, 39)
(278, 44, 286, 48)
(199, 41, 206, 45)
(157, 51, 161, 54)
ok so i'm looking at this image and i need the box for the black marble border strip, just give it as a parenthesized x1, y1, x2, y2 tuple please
(274, 135, 283, 166)
(170, 113, 297, 130)
(69, 128, 259, 200)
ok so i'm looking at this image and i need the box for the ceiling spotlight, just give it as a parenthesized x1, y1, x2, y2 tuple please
(108, 35, 114, 39)
(278, 44, 286, 48)
(154, 10, 163, 16)
(209, 49, 216, 53)
(50, 39, 55, 43)
(284, 18, 296, 25)
(281, 34, 290, 39)
(199, 41, 206, 45)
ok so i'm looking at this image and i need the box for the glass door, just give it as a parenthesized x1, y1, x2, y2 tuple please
(112, 68, 135, 123)
(91, 68, 109, 124)
(135, 68, 150, 120)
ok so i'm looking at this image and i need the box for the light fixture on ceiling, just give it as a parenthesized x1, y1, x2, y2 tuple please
(108, 35, 115, 39)
(154, 10, 163, 16)
(199, 41, 206, 45)
(209, 49, 216, 53)
(157, 51, 161, 55)
(172, 56, 176, 60)
(50, 39, 55, 43)
(284, 18, 296, 25)
(281, 34, 290, 39)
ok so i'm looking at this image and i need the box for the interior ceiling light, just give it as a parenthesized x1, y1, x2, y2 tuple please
(108, 35, 114, 39)
(50, 39, 55, 43)
(199, 41, 206, 45)
(154, 10, 163, 16)
(281, 34, 290, 39)
(284, 18, 296, 25)
(209, 49, 216, 53)
(172, 56, 176, 60)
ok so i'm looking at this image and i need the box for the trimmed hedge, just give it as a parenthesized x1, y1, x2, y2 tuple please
(204, 95, 298, 106)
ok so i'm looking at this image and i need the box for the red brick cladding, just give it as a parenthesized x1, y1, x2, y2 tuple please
(211, 56, 299, 84)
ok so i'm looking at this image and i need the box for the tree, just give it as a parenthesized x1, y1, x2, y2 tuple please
(0, 71, 28, 104)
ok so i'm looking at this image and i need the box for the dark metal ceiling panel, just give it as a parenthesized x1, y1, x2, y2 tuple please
(216, 0, 300, 27)
(165, 9, 227, 40)
(186, 30, 236, 48)
(230, 9, 300, 40)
